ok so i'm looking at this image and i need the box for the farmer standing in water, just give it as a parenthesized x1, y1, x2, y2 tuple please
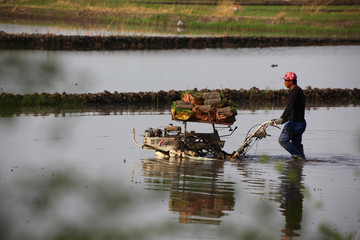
(273, 72, 306, 160)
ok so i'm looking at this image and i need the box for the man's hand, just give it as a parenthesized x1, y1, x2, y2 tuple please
(272, 118, 284, 124)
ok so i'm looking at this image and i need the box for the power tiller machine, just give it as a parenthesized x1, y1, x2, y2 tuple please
(132, 91, 279, 160)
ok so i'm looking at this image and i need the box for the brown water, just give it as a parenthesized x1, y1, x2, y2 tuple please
(1, 106, 359, 240)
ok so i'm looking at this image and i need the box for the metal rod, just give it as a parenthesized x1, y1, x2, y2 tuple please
(183, 121, 187, 141)
(132, 128, 143, 148)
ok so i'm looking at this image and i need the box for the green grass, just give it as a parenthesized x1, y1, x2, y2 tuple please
(1, 0, 359, 37)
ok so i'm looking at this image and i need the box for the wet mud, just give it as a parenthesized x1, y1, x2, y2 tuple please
(1, 32, 359, 50)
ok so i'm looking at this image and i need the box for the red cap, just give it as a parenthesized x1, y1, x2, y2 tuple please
(283, 72, 297, 81)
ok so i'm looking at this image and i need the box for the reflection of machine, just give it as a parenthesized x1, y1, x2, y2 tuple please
(132, 91, 279, 159)
(141, 158, 235, 224)
(132, 120, 279, 160)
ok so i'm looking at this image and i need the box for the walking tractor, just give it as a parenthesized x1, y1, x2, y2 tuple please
(132, 91, 280, 160)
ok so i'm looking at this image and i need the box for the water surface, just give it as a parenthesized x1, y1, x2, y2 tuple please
(0, 23, 169, 37)
(1, 106, 359, 240)
(1, 46, 359, 94)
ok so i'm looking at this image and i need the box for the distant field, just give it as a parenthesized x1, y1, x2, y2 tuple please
(1, 0, 359, 37)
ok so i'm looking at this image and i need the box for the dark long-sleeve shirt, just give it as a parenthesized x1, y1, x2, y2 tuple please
(280, 85, 305, 122)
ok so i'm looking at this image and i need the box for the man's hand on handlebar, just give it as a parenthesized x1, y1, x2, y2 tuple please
(271, 118, 283, 125)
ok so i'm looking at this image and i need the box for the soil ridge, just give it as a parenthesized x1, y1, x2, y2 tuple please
(1, 32, 359, 50)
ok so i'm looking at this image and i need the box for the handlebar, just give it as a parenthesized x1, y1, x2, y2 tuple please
(231, 120, 280, 160)
(264, 120, 281, 130)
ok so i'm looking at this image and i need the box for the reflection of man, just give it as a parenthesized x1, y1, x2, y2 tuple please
(280, 160, 304, 238)
(273, 72, 306, 160)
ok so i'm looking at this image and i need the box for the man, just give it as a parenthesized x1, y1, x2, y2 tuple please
(273, 72, 306, 160)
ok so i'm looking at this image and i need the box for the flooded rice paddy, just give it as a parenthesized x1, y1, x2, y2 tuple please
(1, 46, 360, 94)
(1, 106, 360, 240)
(0, 22, 163, 37)
(1, 44, 360, 239)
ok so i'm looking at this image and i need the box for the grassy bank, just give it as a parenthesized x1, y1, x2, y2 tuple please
(1, 0, 359, 37)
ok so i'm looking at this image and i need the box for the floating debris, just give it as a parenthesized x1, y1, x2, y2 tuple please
(232, 4, 240, 11)
(177, 20, 183, 27)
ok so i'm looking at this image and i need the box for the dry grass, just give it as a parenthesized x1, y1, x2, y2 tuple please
(54, 0, 83, 8)
(52, 0, 173, 15)
(215, 1, 236, 17)
(274, 12, 286, 24)
(301, 0, 332, 12)
(179, 7, 195, 16)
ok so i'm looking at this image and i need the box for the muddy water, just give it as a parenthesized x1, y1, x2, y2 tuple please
(1, 106, 359, 240)
(1, 46, 360, 94)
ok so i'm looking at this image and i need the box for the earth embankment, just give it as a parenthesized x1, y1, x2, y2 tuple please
(1, 88, 359, 109)
(1, 32, 360, 50)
